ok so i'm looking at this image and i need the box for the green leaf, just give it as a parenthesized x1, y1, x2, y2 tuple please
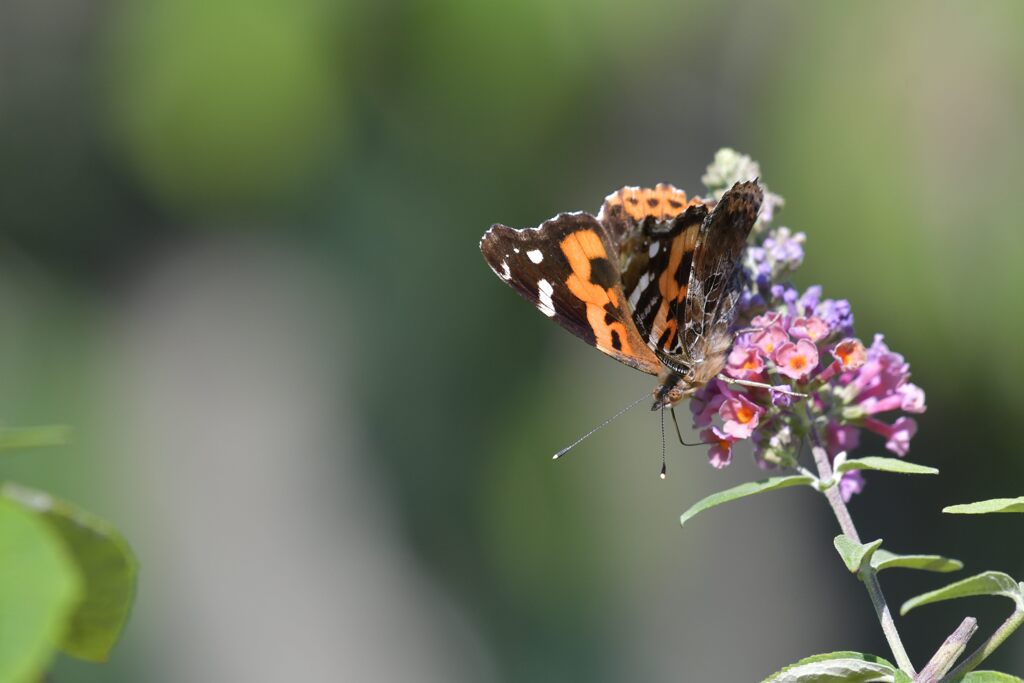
(679, 475, 814, 528)
(961, 672, 1024, 682)
(2, 483, 138, 662)
(0, 496, 83, 683)
(836, 456, 938, 476)
(870, 549, 963, 574)
(762, 651, 899, 682)
(833, 536, 883, 573)
(0, 425, 71, 452)
(943, 498, 1024, 515)
(901, 571, 1024, 616)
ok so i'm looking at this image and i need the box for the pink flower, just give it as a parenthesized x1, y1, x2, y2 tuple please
(701, 426, 737, 469)
(789, 316, 829, 342)
(858, 394, 905, 416)
(899, 383, 926, 413)
(689, 388, 726, 428)
(865, 416, 918, 456)
(750, 311, 784, 329)
(752, 325, 789, 355)
(719, 395, 763, 439)
(832, 338, 866, 370)
(773, 339, 819, 381)
(726, 345, 765, 379)
(839, 471, 866, 502)
(826, 421, 860, 456)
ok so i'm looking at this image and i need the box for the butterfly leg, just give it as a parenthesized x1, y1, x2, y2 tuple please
(716, 374, 808, 398)
(668, 406, 708, 447)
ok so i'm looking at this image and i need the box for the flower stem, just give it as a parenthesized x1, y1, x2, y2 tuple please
(917, 617, 977, 683)
(809, 443, 916, 676)
(940, 608, 1024, 682)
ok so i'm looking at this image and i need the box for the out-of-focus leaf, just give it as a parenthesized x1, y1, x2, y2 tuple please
(0, 497, 83, 682)
(679, 476, 814, 528)
(943, 498, 1024, 515)
(0, 425, 71, 452)
(836, 456, 937, 476)
(901, 571, 1024, 616)
(833, 536, 883, 573)
(871, 549, 963, 574)
(960, 672, 1024, 682)
(761, 651, 899, 682)
(2, 483, 138, 662)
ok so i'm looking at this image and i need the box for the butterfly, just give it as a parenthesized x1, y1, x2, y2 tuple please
(480, 180, 766, 414)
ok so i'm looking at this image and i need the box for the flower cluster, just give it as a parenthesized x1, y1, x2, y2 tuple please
(690, 152, 925, 500)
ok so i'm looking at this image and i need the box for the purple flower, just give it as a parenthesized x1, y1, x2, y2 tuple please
(701, 426, 737, 469)
(688, 152, 927, 501)
(839, 471, 866, 503)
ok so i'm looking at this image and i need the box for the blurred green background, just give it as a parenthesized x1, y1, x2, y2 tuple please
(2, 0, 1023, 680)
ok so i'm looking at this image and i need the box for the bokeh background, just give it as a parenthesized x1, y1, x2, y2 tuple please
(2, 1, 1023, 680)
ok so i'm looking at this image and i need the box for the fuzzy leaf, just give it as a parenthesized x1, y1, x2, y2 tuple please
(2, 483, 138, 662)
(901, 571, 1024, 616)
(943, 498, 1024, 515)
(0, 497, 83, 683)
(833, 536, 883, 573)
(961, 672, 1024, 682)
(870, 550, 963, 574)
(836, 456, 937, 476)
(762, 651, 898, 682)
(679, 475, 814, 528)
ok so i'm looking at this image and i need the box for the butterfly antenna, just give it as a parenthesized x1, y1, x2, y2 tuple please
(659, 408, 667, 479)
(669, 406, 709, 447)
(552, 392, 649, 460)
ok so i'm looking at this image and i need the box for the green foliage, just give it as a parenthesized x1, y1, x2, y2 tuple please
(833, 536, 883, 573)
(761, 651, 900, 682)
(835, 456, 938, 476)
(870, 549, 963, 574)
(678, 475, 814, 528)
(0, 426, 71, 452)
(943, 498, 1024, 515)
(0, 497, 82, 683)
(2, 483, 138, 662)
(960, 672, 1024, 682)
(901, 571, 1024, 616)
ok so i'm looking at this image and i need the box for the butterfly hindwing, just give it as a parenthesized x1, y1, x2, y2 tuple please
(599, 185, 710, 361)
(480, 213, 661, 374)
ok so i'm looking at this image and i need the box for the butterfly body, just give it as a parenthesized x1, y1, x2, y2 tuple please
(481, 180, 762, 410)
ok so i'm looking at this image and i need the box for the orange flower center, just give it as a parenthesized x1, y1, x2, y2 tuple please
(736, 404, 756, 423)
(788, 355, 808, 371)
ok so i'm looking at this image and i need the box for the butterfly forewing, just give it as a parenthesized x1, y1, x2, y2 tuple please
(480, 213, 661, 374)
(680, 181, 763, 365)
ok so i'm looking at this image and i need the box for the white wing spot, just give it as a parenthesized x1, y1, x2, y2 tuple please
(629, 272, 651, 308)
(513, 247, 520, 253)
(500, 260, 512, 280)
(527, 249, 544, 264)
(537, 279, 556, 317)
(648, 242, 659, 258)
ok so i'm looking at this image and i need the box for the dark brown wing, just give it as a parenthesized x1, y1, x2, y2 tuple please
(480, 212, 662, 374)
(680, 180, 762, 361)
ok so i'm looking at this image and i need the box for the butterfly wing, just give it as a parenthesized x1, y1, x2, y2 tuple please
(480, 212, 662, 374)
(598, 185, 709, 360)
(680, 180, 763, 363)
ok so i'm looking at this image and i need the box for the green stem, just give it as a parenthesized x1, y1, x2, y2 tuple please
(809, 443, 917, 676)
(940, 608, 1024, 682)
